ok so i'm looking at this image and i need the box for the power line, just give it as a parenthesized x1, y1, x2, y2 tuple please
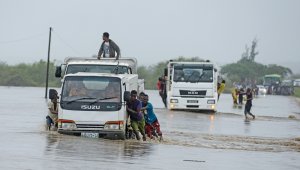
(52, 30, 81, 56)
(0, 32, 47, 44)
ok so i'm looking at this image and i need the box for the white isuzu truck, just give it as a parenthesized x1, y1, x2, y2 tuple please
(56, 72, 138, 139)
(165, 60, 218, 112)
(51, 57, 144, 139)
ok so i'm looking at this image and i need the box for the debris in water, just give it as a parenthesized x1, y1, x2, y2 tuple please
(183, 160, 205, 163)
(288, 115, 296, 119)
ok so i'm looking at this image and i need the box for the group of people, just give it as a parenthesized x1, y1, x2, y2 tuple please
(47, 88, 163, 141)
(126, 90, 162, 141)
(217, 79, 255, 120)
(232, 87, 255, 120)
(231, 88, 245, 105)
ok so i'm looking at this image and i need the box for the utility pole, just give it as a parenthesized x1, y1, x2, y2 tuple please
(45, 27, 52, 99)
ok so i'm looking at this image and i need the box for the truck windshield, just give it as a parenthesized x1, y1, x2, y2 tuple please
(61, 76, 121, 103)
(173, 64, 213, 83)
(66, 65, 129, 74)
(264, 76, 281, 86)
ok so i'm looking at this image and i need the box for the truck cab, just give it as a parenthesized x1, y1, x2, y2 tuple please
(165, 61, 218, 111)
(57, 72, 138, 139)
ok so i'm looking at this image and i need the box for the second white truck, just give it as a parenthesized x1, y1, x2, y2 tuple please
(165, 60, 218, 112)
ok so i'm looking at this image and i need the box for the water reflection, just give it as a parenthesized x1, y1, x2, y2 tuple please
(244, 119, 251, 134)
(44, 132, 154, 162)
(45, 133, 59, 152)
(209, 114, 215, 133)
(123, 141, 153, 158)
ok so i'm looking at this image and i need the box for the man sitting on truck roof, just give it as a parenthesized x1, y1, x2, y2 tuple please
(97, 32, 120, 60)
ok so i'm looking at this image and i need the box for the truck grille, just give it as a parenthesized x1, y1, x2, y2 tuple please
(76, 124, 104, 129)
(186, 105, 199, 108)
(180, 90, 206, 96)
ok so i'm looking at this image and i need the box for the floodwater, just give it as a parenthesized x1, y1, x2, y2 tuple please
(0, 86, 299, 170)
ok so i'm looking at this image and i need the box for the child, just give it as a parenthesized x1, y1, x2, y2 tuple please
(141, 94, 162, 140)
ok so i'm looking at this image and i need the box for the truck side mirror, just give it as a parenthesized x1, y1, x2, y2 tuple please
(55, 66, 62, 78)
(123, 91, 131, 102)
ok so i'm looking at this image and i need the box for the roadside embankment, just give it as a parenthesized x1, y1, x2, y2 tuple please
(294, 87, 300, 106)
(294, 87, 300, 98)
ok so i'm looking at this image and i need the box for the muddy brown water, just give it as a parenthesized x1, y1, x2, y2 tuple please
(0, 86, 299, 170)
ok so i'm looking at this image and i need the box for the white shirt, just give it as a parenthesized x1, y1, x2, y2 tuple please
(104, 42, 110, 58)
(48, 101, 58, 122)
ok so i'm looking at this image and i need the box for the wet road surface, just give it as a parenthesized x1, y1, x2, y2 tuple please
(0, 86, 299, 170)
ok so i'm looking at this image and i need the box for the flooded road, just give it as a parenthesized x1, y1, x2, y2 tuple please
(0, 86, 299, 170)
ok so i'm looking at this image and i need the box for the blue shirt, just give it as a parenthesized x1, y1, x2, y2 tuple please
(142, 102, 157, 124)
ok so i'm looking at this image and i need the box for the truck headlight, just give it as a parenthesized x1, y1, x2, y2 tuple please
(62, 123, 76, 130)
(170, 99, 178, 103)
(207, 100, 215, 104)
(104, 124, 120, 130)
(104, 121, 124, 130)
(58, 119, 76, 129)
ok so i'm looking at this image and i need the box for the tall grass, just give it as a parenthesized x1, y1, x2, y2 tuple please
(294, 87, 300, 98)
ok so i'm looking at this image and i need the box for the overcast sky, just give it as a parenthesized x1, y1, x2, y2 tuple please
(0, 0, 299, 73)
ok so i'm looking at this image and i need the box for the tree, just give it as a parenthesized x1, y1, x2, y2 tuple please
(0, 60, 60, 87)
(240, 38, 259, 62)
(221, 60, 292, 87)
(249, 38, 259, 61)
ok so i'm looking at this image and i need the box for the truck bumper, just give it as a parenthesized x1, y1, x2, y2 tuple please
(57, 129, 125, 140)
(168, 97, 217, 111)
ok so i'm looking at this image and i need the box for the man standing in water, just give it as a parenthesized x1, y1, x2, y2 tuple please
(126, 90, 147, 141)
(159, 76, 167, 108)
(47, 90, 59, 129)
(244, 88, 255, 119)
(97, 32, 120, 60)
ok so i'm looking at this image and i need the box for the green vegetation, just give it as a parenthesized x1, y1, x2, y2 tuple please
(221, 60, 292, 87)
(294, 87, 300, 98)
(0, 55, 295, 91)
(0, 57, 206, 89)
(0, 60, 60, 87)
(0, 39, 296, 92)
(220, 39, 292, 90)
